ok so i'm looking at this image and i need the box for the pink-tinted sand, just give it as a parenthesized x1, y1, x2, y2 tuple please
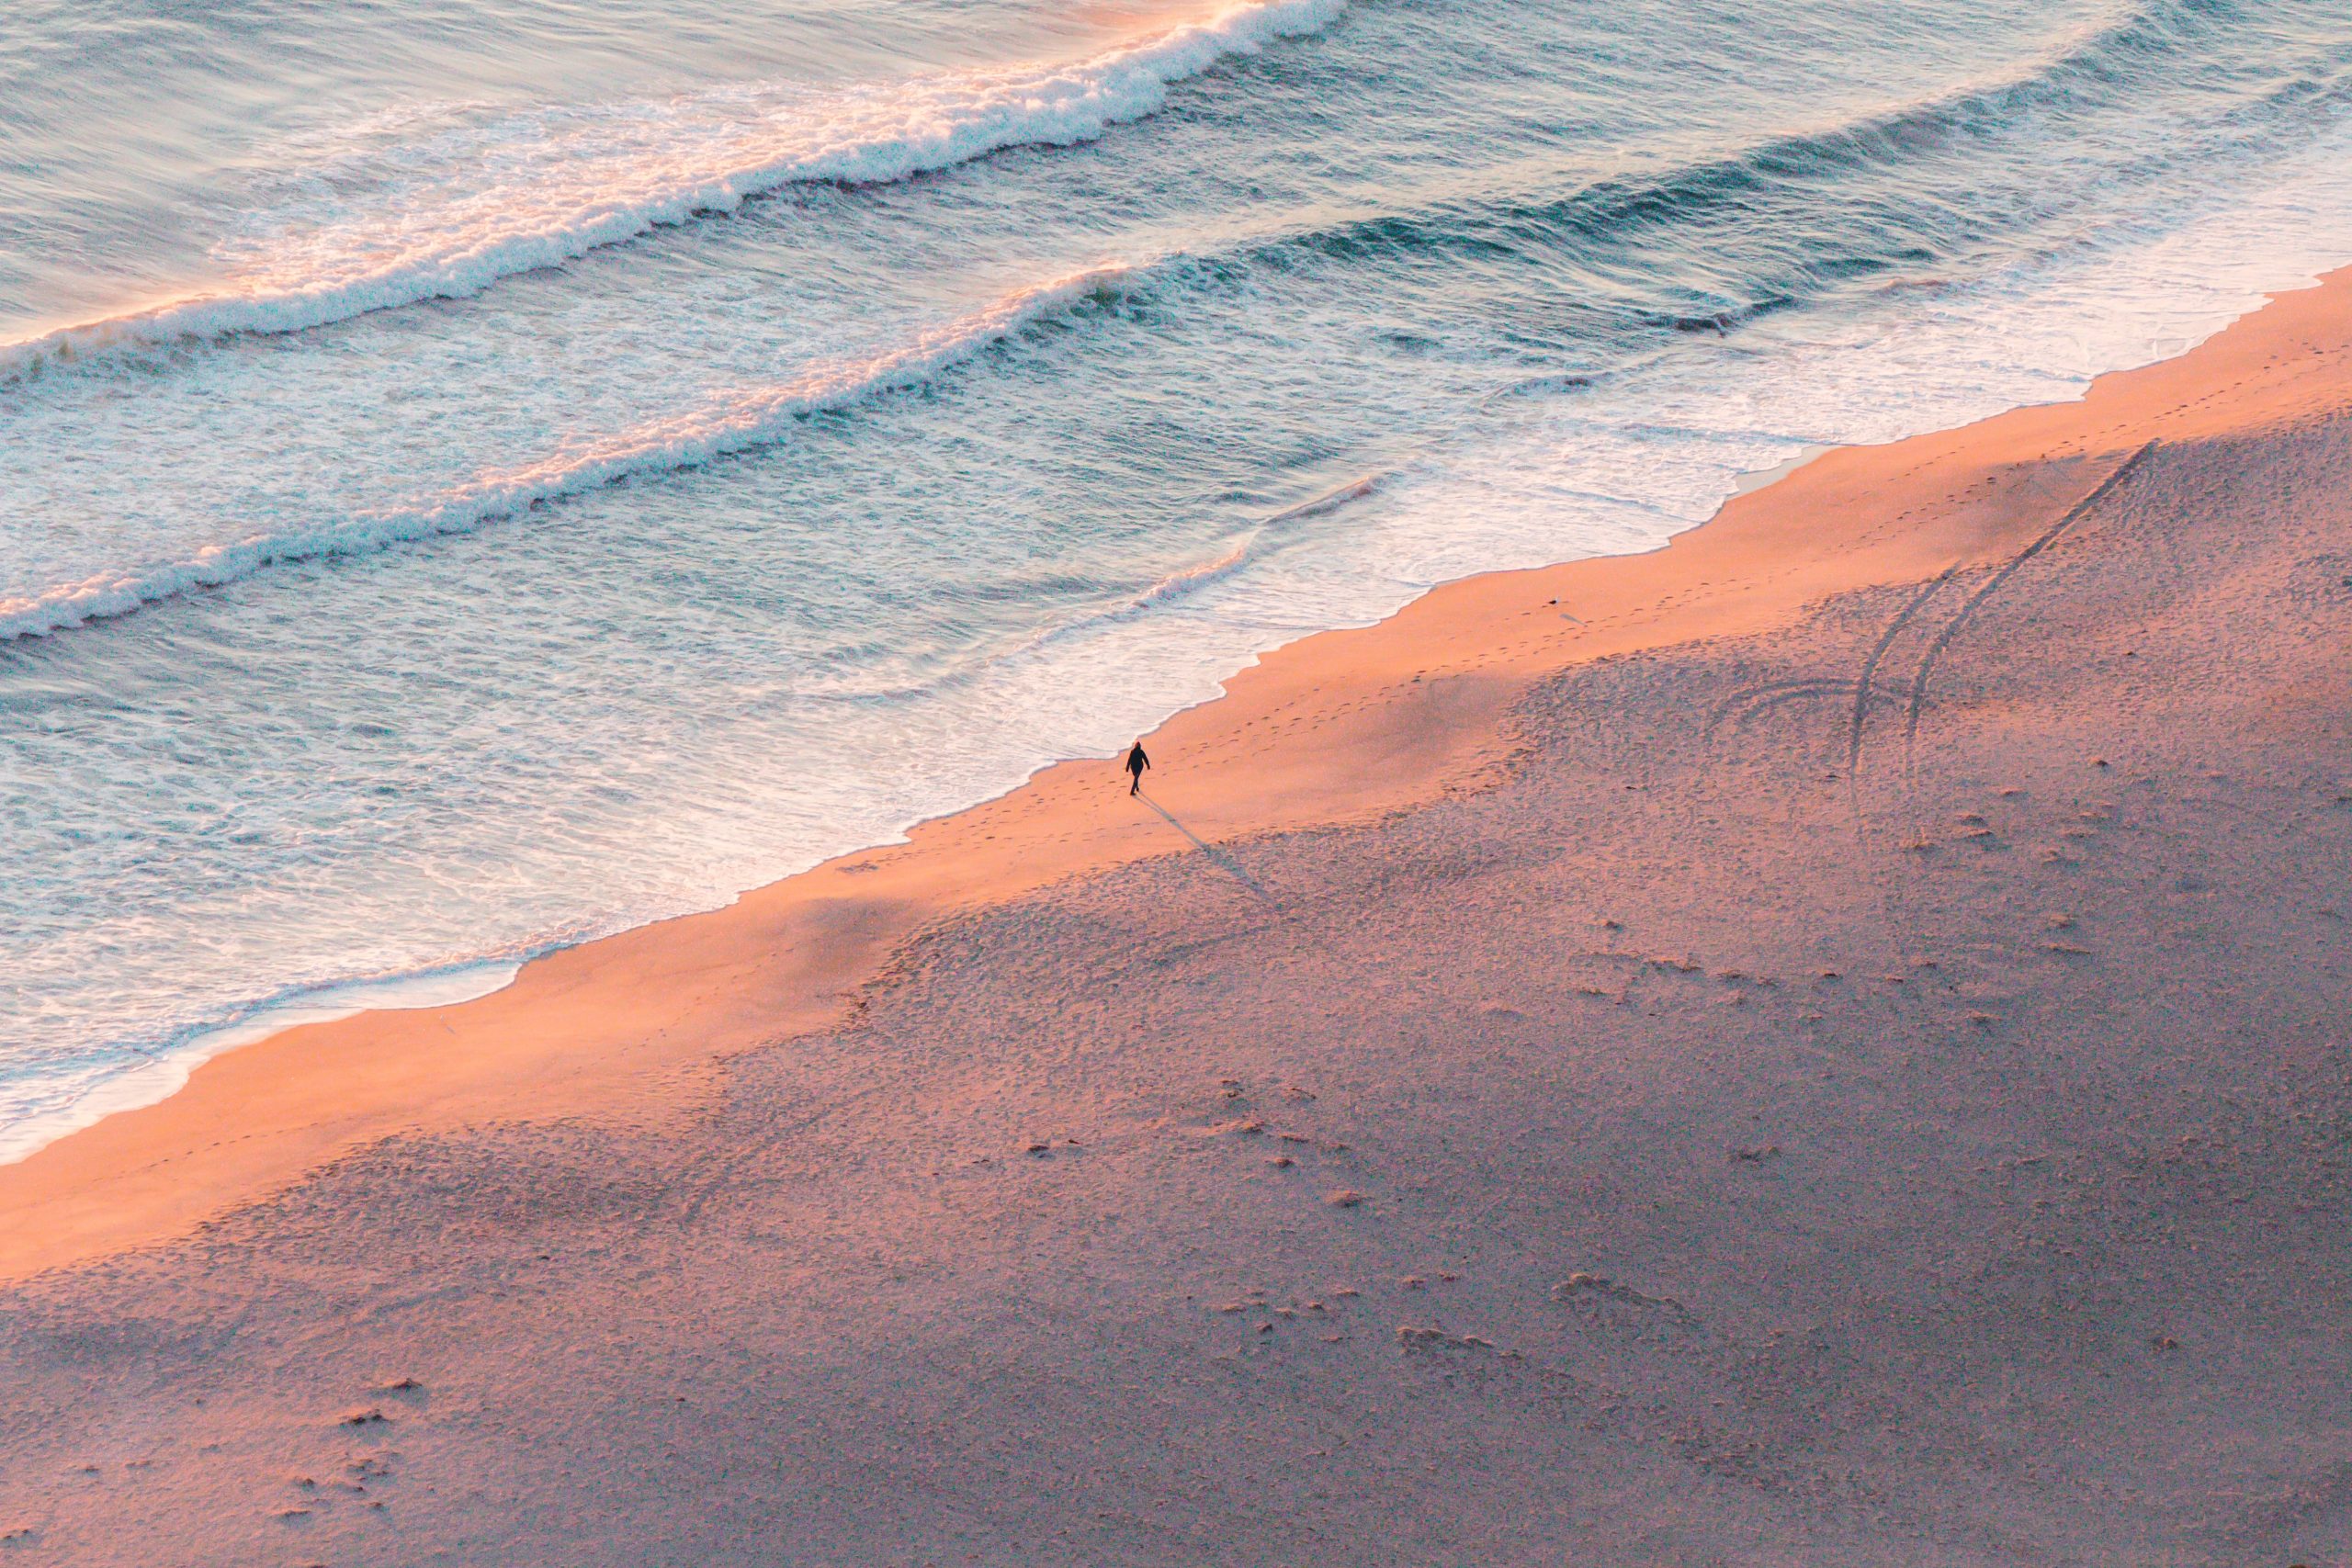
(1, 273, 2349, 1564)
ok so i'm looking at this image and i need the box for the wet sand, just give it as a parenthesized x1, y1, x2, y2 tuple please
(1, 274, 2348, 1563)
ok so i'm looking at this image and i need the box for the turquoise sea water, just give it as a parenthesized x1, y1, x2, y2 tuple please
(4, 0, 2351, 1155)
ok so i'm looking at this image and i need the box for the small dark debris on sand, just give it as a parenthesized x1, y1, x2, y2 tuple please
(1396, 1325, 1512, 1356)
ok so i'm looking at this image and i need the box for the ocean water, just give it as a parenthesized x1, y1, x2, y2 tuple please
(4, 0, 2351, 1159)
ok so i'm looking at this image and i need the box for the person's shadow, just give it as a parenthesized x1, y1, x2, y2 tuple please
(1134, 791, 1279, 907)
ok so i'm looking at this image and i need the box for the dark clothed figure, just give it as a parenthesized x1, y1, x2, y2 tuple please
(1125, 741, 1150, 795)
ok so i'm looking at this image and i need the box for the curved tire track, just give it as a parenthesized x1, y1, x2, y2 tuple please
(1902, 440, 2159, 767)
(1847, 566, 1959, 837)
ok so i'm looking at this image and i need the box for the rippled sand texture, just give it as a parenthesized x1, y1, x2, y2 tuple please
(1, 270, 2346, 1564)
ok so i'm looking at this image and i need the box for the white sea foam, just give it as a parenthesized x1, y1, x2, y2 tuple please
(0, 265, 1126, 640)
(0, 0, 1338, 379)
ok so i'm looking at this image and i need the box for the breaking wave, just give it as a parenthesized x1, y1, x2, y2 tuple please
(0, 0, 1337, 379)
(0, 265, 1129, 640)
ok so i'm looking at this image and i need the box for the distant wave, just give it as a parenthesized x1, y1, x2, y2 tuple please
(1255, 0, 2335, 295)
(0, 0, 1340, 381)
(0, 267, 1128, 641)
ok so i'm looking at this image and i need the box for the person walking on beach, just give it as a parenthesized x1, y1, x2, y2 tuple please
(1125, 739, 1151, 795)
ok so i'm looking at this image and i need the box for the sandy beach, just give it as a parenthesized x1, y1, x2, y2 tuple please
(3, 268, 2349, 1562)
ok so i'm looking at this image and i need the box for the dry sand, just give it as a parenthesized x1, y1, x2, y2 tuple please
(2, 272, 2350, 1564)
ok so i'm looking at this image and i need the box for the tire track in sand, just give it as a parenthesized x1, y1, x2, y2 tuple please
(1901, 440, 2160, 774)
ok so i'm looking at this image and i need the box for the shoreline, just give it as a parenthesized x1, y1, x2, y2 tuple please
(5, 266, 2350, 1280)
(0, 958, 528, 1171)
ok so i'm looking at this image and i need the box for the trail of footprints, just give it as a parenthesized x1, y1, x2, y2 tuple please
(1177, 1075, 1713, 1367)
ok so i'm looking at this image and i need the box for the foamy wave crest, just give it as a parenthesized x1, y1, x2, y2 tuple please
(0, 266, 1127, 641)
(1001, 468, 1388, 663)
(0, 0, 1339, 381)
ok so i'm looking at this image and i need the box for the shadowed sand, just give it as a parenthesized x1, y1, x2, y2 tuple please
(1, 274, 2350, 1563)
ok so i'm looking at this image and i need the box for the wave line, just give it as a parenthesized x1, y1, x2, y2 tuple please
(0, 0, 1340, 382)
(0, 266, 1129, 642)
